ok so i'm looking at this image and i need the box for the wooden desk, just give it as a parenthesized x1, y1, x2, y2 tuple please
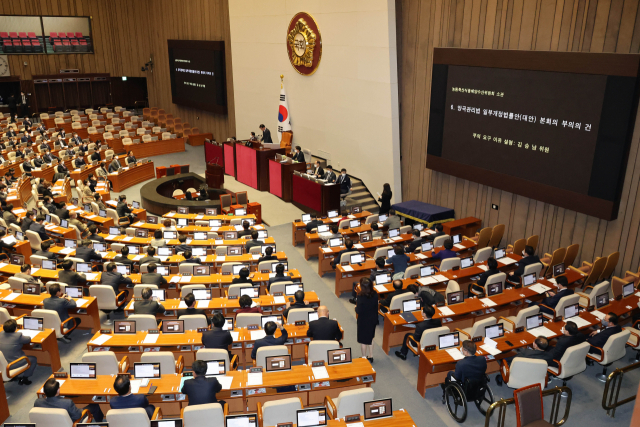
(0, 378, 8, 425)
(223, 142, 236, 177)
(442, 217, 482, 237)
(162, 212, 257, 224)
(268, 158, 307, 202)
(22, 328, 62, 372)
(31, 164, 56, 183)
(235, 144, 285, 191)
(69, 164, 101, 185)
(292, 174, 341, 216)
(188, 132, 213, 146)
(291, 212, 372, 246)
(109, 161, 155, 192)
(124, 137, 186, 158)
(328, 410, 415, 426)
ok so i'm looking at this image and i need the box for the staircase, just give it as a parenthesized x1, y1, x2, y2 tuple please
(346, 177, 379, 214)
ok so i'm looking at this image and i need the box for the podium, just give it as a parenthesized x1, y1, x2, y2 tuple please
(235, 143, 286, 191)
(206, 162, 224, 189)
(292, 174, 341, 215)
(269, 157, 307, 202)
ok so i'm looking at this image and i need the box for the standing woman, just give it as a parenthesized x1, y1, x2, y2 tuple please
(378, 183, 392, 215)
(355, 277, 378, 362)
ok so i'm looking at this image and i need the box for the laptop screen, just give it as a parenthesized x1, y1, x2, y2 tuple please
(485, 324, 504, 339)
(316, 224, 329, 233)
(132, 201, 140, 209)
(114, 320, 136, 334)
(272, 262, 288, 272)
(66, 286, 83, 299)
(460, 256, 474, 268)
(526, 314, 544, 330)
(257, 230, 268, 239)
(177, 218, 188, 227)
(261, 244, 275, 255)
(162, 320, 184, 334)
(205, 360, 226, 376)
(487, 282, 503, 296)
(297, 408, 327, 427)
(191, 247, 207, 257)
(224, 231, 238, 240)
(388, 228, 399, 238)
(151, 289, 165, 301)
(157, 247, 173, 256)
(108, 226, 119, 235)
(93, 242, 107, 252)
(23, 316, 43, 331)
(523, 273, 536, 286)
(99, 210, 107, 218)
(329, 237, 343, 248)
(350, 253, 365, 264)
(193, 265, 210, 276)
(301, 214, 311, 223)
(452, 234, 462, 244)
(265, 355, 291, 372)
(23, 283, 40, 295)
(147, 216, 158, 224)
(239, 287, 259, 298)
(261, 315, 283, 328)
(222, 317, 234, 331)
(413, 223, 424, 230)
(151, 420, 182, 427)
(352, 206, 361, 213)
(623, 282, 634, 298)
(135, 229, 148, 238)
(327, 210, 338, 218)
(65, 239, 77, 248)
(402, 299, 421, 312)
(596, 293, 609, 309)
(308, 311, 319, 322)
(192, 289, 212, 300)
(359, 231, 372, 242)
(421, 241, 433, 252)
(209, 219, 222, 227)
(225, 414, 257, 427)
(116, 265, 130, 275)
(447, 290, 464, 305)
(10, 254, 24, 265)
(387, 249, 395, 259)
(235, 208, 246, 216)
(285, 283, 303, 295)
(163, 231, 177, 239)
(564, 303, 579, 319)
(134, 362, 161, 378)
(364, 399, 393, 421)
(327, 348, 352, 365)
(494, 248, 506, 259)
(206, 208, 218, 216)
(193, 232, 207, 240)
(378, 214, 388, 222)
(420, 265, 434, 277)
(178, 207, 189, 214)
(349, 219, 359, 228)
(70, 363, 96, 379)
(227, 246, 242, 256)
(438, 332, 460, 349)
(232, 264, 248, 275)
(553, 263, 565, 276)
(157, 266, 169, 275)
(126, 245, 139, 254)
(375, 273, 391, 285)
(42, 259, 56, 270)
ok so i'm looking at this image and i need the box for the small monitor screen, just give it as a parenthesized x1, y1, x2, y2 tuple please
(163, 231, 177, 239)
(327, 348, 352, 365)
(494, 248, 506, 259)
(135, 229, 148, 238)
(564, 303, 579, 319)
(23, 316, 43, 331)
(191, 247, 207, 257)
(193, 265, 210, 276)
(265, 355, 291, 372)
(261, 244, 276, 255)
(388, 228, 399, 238)
(162, 320, 184, 334)
(232, 264, 248, 275)
(222, 317, 234, 331)
(132, 201, 140, 209)
(193, 289, 212, 300)
(206, 208, 218, 215)
(151, 289, 165, 301)
(60, 219, 68, 229)
(553, 263, 566, 277)
(177, 218, 188, 227)
(147, 216, 159, 224)
(193, 232, 207, 240)
(205, 360, 226, 376)
(327, 210, 338, 218)
(447, 290, 464, 305)
(178, 207, 189, 214)
(297, 408, 327, 427)
(227, 246, 242, 256)
(402, 299, 421, 312)
(93, 242, 106, 252)
(76, 262, 91, 273)
(413, 223, 424, 230)
(523, 273, 537, 286)
(257, 230, 268, 239)
(308, 311, 319, 322)
(70, 363, 96, 379)
(158, 266, 170, 275)
(285, 283, 303, 295)
(375, 273, 391, 285)
(114, 320, 136, 334)
(261, 315, 283, 328)
(301, 214, 311, 223)
(42, 259, 56, 270)
(438, 332, 460, 349)
(271, 262, 287, 272)
(452, 234, 462, 244)
(126, 245, 139, 254)
(387, 249, 395, 259)
(420, 265, 434, 277)
(349, 219, 359, 228)
(66, 286, 83, 298)
(134, 362, 161, 378)
(45, 214, 51, 223)
(526, 313, 544, 330)
(116, 265, 130, 275)
(460, 257, 474, 268)
(15, 231, 24, 241)
(23, 283, 40, 295)
(329, 237, 343, 248)
(99, 210, 107, 218)
(158, 247, 173, 256)
(378, 214, 388, 222)
(10, 254, 24, 265)
(350, 253, 365, 264)
(225, 414, 257, 427)
(235, 208, 246, 216)
(316, 224, 330, 233)
(352, 206, 361, 213)
(486, 282, 503, 296)
(596, 293, 609, 309)
(65, 239, 77, 248)
(151, 420, 182, 427)
(364, 399, 393, 421)
(623, 282, 635, 298)
(421, 241, 433, 252)
(209, 219, 222, 227)
(485, 324, 504, 339)
(109, 227, 119, 235)
(239, 287, 259, 298)
(359, 231, 372, 242)
(224, 231, 238, 240)
(83, 203, 92, 212)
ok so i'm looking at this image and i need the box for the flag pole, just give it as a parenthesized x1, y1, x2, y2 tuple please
(280, 74, 284, 89)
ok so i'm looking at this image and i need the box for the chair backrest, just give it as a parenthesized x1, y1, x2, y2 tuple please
(507, 358, 548, 389)
(255, 345, 288, 368)
(372, 246, 393, 259)
(583, 257, 607, 288)
(31, 309, 63, 338)
(514, 384, 544, 427)
(0, 308, 10, 324)
(179, 262, 200, 275)
(335, 388, 375, 418)
(522, 263, 543, 280)
(399, 225, 412, 235)
(261, 397, 302, 427)
(475, 227, 492, 249)
(555, 294, 580, 317)
(468, 316, 496, 338)
(512, 306, 540, 329)
(26, 230, 44, 251)
(545, 247, 567, 276)
(128, 314, 158, 331)
(526, 235, 539, 251)
(228, 283, 253, 297)
(89, 285, 119, 310)
(439, 257, 461, 272)
(236, 191, 248, 205)
(585, 281, 610, 307)
(215, 246, 227, 256)
(484, 273, 507, 294)
(140, 351, 177, 375)
(445, 280, 460, 296)
(106, 408, 150, 427)
(221, 262, 242, 274)
(183, 403, 224, 427)
(133, 284, 158, 298)
(511, 239, 526, 256)
(601, 330, 631, 364)
(306, 340, 340, 364)
(563, 244, 579, 267)
(82, 351, 119, 375)
(557, 342, 589, 378)
(389, 293, 418, 311)
(195, 349, 231, 372)
(421, 326, 451, 349)
(338, 219, 350, 229)
(29, 407, 72, 427)
(473, 247, 492, 264)
(268, 282, 293, 295)
(179, 314, 208, 330)
(488, 224, 505, 248)
(181, 284, 205, 297)
(220, 194, 232, 209)
(286, 308, 315, 323)
(433, 235, 449, 248)
(235, 313, 262, 328)
(365, 214, 379, 224)
(403, 265, 421, 279)
(600, 252, 620, 282)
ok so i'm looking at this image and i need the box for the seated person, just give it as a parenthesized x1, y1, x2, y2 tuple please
(529, 275, 573, 314)
(181, 360, 224, 407)
(232, 267, 254, 285)
(258, 246, 277, 263)
(251, 321, 288, 360)
(312, 161, 324, 178)
(150, 229, 165, 247)
(320, 224, 341, 241)
(442, 340, 487, 394)
(587, 312, 622, 355)
(323, 165, 337, 183)
(268, 263, 289, 291)
(16, 264, 45, 291)
(476, 257, 500, 288)
(382, 209, 401, 229)
(0, 319, 38, 385)
(68, 211, 87, 234)
(236, 295, 262, 314)
(291, 145, 305, 162)
(116, 195, 135, 222)
(379, 279, 410, 313)
(43, 283, 81, 341)
(201, 313, 232, 349)
(73, 156, 86, 169)
(508, 245, 541, 282)
(371, 223, 383, 239)
(331, 238, 358, 269)
(162, 219, 176, 231)
(385, 246, 411, 279)
(110, 375, 155, 419)
(76, 239, 102, 262)
(29, 215, 49, 241)
(283, 290, 310, 319)
(431, 239, 456, 261)
(141, 263, 168, 287)
(245, 231, 262, 251)
(35, 378, 104, 422)
(58, 259, 86, 287)
(305, 213, 323, 233)
(237, 221, 253, 238)
(500, 337, 554, 378)
(548, 321, 585, 368)
(114, 246, 135, 270)
(178, 292, 212, 327)
(426, 223, 445, 242)
(405, 229, 423, 253)
(87, 224, 105, 242)
(419, 287, 445, 307)
(180, 250, 202, 265)
(99, 262, 132, 304)
(34, 239, 56, 260)
(134, 287, 166, 316)
(307, 306, 342, 341)
(54, 202, 70, 220)
(175, 234, 190, 254)
(396, 305, 442, 360)
(94, 193, 107, 211)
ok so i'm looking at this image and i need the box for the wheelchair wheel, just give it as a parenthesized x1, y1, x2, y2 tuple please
(474, 383, 495, 416)
(445, 382, 468, 423)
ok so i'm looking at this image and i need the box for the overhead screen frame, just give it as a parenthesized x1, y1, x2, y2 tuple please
(426, 48, 640, 221)
(167, 39, 228, 114)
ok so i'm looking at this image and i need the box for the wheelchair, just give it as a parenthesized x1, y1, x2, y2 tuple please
(442, 375, 494, 423)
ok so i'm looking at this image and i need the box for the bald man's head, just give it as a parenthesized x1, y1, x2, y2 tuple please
(317, 306, 329, 318)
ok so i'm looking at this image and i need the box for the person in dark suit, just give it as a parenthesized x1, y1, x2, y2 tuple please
(245, 231, 262, 252)
(21, 158, 34, 173)
(425, 224, 445, 242)
(116, 195, 135, 222)
(530, 275, 573, 314)
(356, 278, 378, 362)
(201, 313, 231, 349)
(42, 149, 58, 164)
(386, 246, 411, 279)
(43, 283, 81, 341)
(251, 321, 288, 360)
(87, 224, 105, 242)
(99, 262, 131, 301)
(20, 211, 34, 233)
(54, 202, 70, 220)
(259, 124, 272, 143)
(175, 234, 190, 254)
(134, 287, 166, 316)
(336, 168, 352, 195)
(258, 246, 277, 263)
(110, 375, 155, 418)
(40, 140, 52, 152)
(231, 268, 253, 285)
(58, 259, 86, 287)
(140, 247, 161, 265)
(349, 257, 387, 305)
(2, 204, 18, 227)
(181, 360, 224, 406)
(378, 183, 392, 215)
(323, 165, 337, 183)
(443, 340, 487, 388)
(179, 292, 212, 327)
(283, 290, 310, 319)
(509, 245, 541, 282)
(76, 239, 102, 262)
(291, 146, 305, 162)
(35, 378, 104, 421)
(114, 246, 135, 271)
(587, 312, 623, 355)
(29, 215, 50, 241)
(331, 238, 358, 269)
(109, 157, 122, 173)
(0, 319, 37, 385)
(431, 239, 457, 261)
(20, 131, 32, 144)
(7, 94, 16, 116)
(476, 257, 501, 289)
(141, 263, 168, 287)
(180, 250, 202, 265)
(126, 150, 137, 165)
(5, 127, 16, 138)
(501, 337, 554, 373)
(70, 133, 82, 146)
(379, 280, 410, 313)
(307, 306, 342, 341)
(73, 156, 86, 169)
(32, 154, 44, 168)
(396, 305, 442, 359)
(268, 263, 290, 291)
(305, 213, 323, 233)
(405, 229, 423, 253)
(237, 220, 253, 238)
(312, 161, 324, 179)
(548, 321, 586, 368)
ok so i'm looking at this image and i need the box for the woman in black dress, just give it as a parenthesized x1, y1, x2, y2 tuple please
(355, 277, 378, 362)
(378, 183, 392, 215)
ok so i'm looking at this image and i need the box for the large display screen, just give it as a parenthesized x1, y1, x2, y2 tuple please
(427, 49, 640, 220)
(167, 40, 227, 114)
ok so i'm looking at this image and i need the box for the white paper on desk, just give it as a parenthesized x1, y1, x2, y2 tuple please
(178, 301, 188, 309)
(216, 256, 226, 262)
(210, 227, 220, 232)
(143, 334, 159, 344)
(170, 276, 181, 283)
(128, 301, 135, 310)
(0, 262, 8, 269)
(250, 330, 266, 340)
(454, 243, 466, 250)
(166, 212, 175, 217)
(214, 240, 224, 245)
(312, 366, 329, 380)
(391, 236, 402, 241)
(570, 316, 592, 328)
(214, 375, 233, 390)
(374, 285, 388, 293)
(230, 331, 239, 341)
(13, 208, 25, 214)
(347, 423, 365, 427)
(446, 348, 465, 360)
(31, 267, 40, 274)
(195, 214, 204, 220)
(417, 276, 438, 285)
(342, 265, 354, 272)
(415, 253, 427, 260)
(484, 336, 497, 348)
(480, 298, 497, 307)
(500, 258, 517, 265)
(528, 284, 551, 294)
(196, 300, 209, 309)
(480, 344, 502, 356)
(636, 291, 640, 298)
(252, 254, 260, 260)
(85, 273, 98, 281)
(273, 296, 285, 304)
(234, 225, 243, 231)
(180, 276, 191, 283)
(75, 298, 89, 307)
(438, 306, 455, 316)
(354, 244, 364, 249)
(330, 218, 340, 223)
(2, 236, 16, 245)
(4, 293, 20, 301)
(86, 215, 97, 219)
(432, 274, 448, 282)
(547, 278, 557, 285)
(247, 372, 263, 386)
(321, 248, 332, 253)
(20, 329, 41, 339)
(133, 222, 144, 226)
(477, 265, 488, 272)
(90, 334, 112, 345)
(591, 310, 606, 320)
(59, 247, 74, 255)
(130, 379, 142, 393)
(527, 326, 556, 339)
(133, 255, 144, 261)
(122, 236, 134, 242)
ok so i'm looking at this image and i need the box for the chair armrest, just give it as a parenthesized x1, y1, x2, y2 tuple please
(582, 260, 594, 267)
(407, 335, 421, 355)
(547, 360, 562, 377)
(455, 328, 471, 339)
(625, 271, 639, 279)
(305, 345, 309, 364)
(72, 409, 92, 427)
(118, 355, 129, 373)
(60, 316, 78, 335)
(6, 355, 30, 378)
(583, 285, 595, 293)
(151, 407, 162, 420)
(587, 346, 605, 363)
(499, 316, 516, 330)
(13, 314, 27, 321)
(538, 304, 556, 318)
(324, 396, 337, 420)
(507, 244, 514, 251)
(575, 292, 590, 307)
(157, 320, 163, 330)
(568, 265, 583, 274)
(223, 403, 229, 416)
(500, 359, 510, 383)
(115, 292, 126, 307)
(230, 354, 239, 371)
(627, 329, 640, 347)
(175, 355, 184, 374)
(468, 282, 484, 296)
(180, 407, 184, 419)
(544, 253, 552, 259)
(257, 402, 264, 426)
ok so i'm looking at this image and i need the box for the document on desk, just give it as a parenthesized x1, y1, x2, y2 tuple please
(180, 276, 192, 283)
(90, 334, 112, 345)
(252, 254, 260, 260)
(342, 265, 354, 272)
(446, 348, 465, 360)
(3, 292, 20, 301)
(438, 306, 455, 316)
(215, 240, 224, 245)
(480, 298, 497, 307)
(547, 278, 557, 285)
(59, 247, 74, 255)
(166, 212, 175, 217)
(216, 256, 226, 262)
(2, 236, 16, 245)
(415, 253, 427, 260)
(391, 236, 402, 241)
(178, 301, 188, 309)
(527, 326, 556, 339)
(480, 344, 502, 356)
(477, 265, 488, 272)
(374, 285, 388, 293)
(591, 310, 606, 320)
(499, 258, 517, 265)
(75, 298, 89, 308)
(133, 255, 144, 261)
(354, 244, 364, 249)
(122, 236, 134, 242)
(417, 277, 438, 285)
(247, 372, 263, 386)
(312, 366, 329, 380)
(84, 273, 98, 281)
(130, 379, 142, 393)
(273, 296, 286, 304)
(215, 375, 233, 390)
(454, 243, 466, 250)
(195, 214, 204, 220)
(143, 334, 159, 344)
(527, 284, 551, 294)
(196, 300, 210, 309)
(570, 316, 592, 328)
(230, 331, 239, 341)
(0, 262, 7, 269)
(432, 274, 448, 282)
(250, 330, 266, 340)
(20, 329, 41, 339)
(321, 248, 332, 253)
(170, 276, 181, 283)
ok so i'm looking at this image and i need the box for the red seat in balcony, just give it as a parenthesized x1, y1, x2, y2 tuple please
(9, 32, 18, 39)
(28, 32, 37, 39)
(18, 32, 27, 39)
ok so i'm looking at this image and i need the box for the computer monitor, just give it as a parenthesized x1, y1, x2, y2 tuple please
(526, 313, 544, 330)
(224, 231, 238, 240)
(163, 231, 177, 239)
(363, 399, 393, 421)
(65, 239, 77, 248)
(41, 259, 56, 270)
(99, 210, 107, 218)
(271, 262, 288, 272)
(402, 298, 421, 312)
(350, 253, 365, 264)
(133, 362, 161, 378)
(209, 219, 222, 227)
(10, 254, 24, 265)
(132, 201, 140, 209)
(452, 234, 462, 244)
(178, 207, 189, 214)
(257, 230, 268, 239)
(114, 320, 136, 334)
(232, 264, 248, 275)
(23, 283, 40, 295)
(261, 315, 283, 328)
(564, 303, 579, 319)
(235, 208, 246, 216)
(151, 420, 182, 427)
(222, 317, 234, 331)
(522, 273, 537, 286)
(147, 216, 158, 224)
(487, 282, 503, 296)
(239, 287, 259, 298)
(93, 242, 107, 252)
(349, 219, 359, 228)
(177, 218, 188, 227)
(301, 214, 311, 223)
(413, 223, 424, 231)
(261, 244, 276, 255)
(420, 265, 435, 277)
(205, 360, 226, 376)
(193, 265, 210, 276)
(296, 408, 327, 427)
(327, 348, 352, 365)
(225, 414, 257, 427)
(69, 363, 96, 379)
(285, 283, 303, 295)
(494, 248, 506, 260)
(623, 282, 635, 298)
(66, 286, 83, 299)
(387, 249, 395, 259)
(485, 324, 504, 339)
(116, 265, 130, 275)
(23, 316, 43, 331)
(460, 256, 474, 268)
(191, 247, 207, 257)
(135, 229, 148, 238)
(162, 320, 184, 334)
(76, 262, 91, 274)
(421, 241, 433, 252)
(265, 355, 291, 372)
(126, 245, 140, 254)
(15, 231, 24, 241)
(328, 237, 343, 248)
(438, 332, 460, 349)
(193, 232, 207, 240)
(193, 289, 212, 300)
(553, 263, 565, 277)
(359, 231, 372, 242)
(83, 203, 92, 212)
(308, 311, 319, 323)
(327, 210, 338, 218)
(108, 227, 119, 235)
(596, 293, 609, 309)
(447, 290, 464, 305)
(151, 289, 165, 301)
(375, 273, 391, 285)
(45, 214, 51, 223)
(378, 214, 388, 222)
(157, 247, 173, 256)
(316, 224, 330, 234)
(227, 246, 242, 256)
(352, 206, 361, 214)
(388, 228, 400, 238)
(206, 208, 218, 216)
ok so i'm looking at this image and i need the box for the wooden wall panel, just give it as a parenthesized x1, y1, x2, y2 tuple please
(396, 0, 640, 276)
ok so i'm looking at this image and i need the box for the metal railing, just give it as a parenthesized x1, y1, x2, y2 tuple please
(602, 360, 640, 417)
(484, 386, 571, 427)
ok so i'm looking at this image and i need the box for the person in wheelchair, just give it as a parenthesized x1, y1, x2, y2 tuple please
(441, 340, 487, 394)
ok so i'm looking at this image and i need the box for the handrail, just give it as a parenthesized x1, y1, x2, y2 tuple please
(602, 360, 640, 417)
(484, 386, 571, 427)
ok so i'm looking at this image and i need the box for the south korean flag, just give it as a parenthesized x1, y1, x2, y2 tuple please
(277, 84, 292, 142)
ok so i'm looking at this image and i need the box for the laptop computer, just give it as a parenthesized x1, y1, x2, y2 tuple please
(239, 287, 259, 298)
(285, 283, 303, 295)
(261, 315, 283, 328)
(193, 289, 212, 300)
(447, 290, 464, 305)
(22, 316, 43, 331)
(485, 324, 504, 339)
(162, 320, 184, 334)
(70, 363, 97, 379)
(438, 332, 460, 349)
(364, 399, 393, 421)
(265, 354, 291, 372)
(296, 407, 327, 427)
(224, 414, 257, 427)
(327, 348, 352, 365)
(205, 360, 226, 376)
(133, 362, 161, 378)
(114, 320, 136, 334)
(486, 282, 503, 296)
